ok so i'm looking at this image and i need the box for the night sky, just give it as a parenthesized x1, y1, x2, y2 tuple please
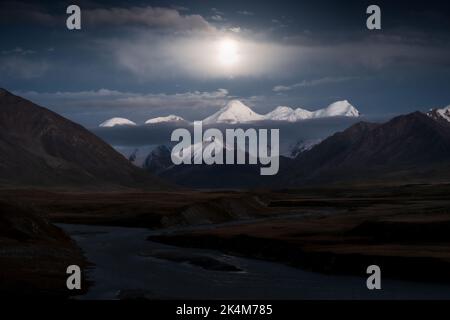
(1, 0, 450, 127)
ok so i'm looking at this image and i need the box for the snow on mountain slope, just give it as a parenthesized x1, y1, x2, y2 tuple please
(172, 136, 235, 164)
(294, 108, 315, 120)
(288, 138, 323, 158)
(145, 115, 186, 124)
(101, 100, 360, 127)
(264, 106, 314, 121)
(437, 106, 450, 122)
(203, 100, 265, 125)
(312, 100, 360, 118)
(264, 100, 359, 122)
(99, 117, 137, 127)
(427, 105, 450, 123)
(264, 106, 294, 121)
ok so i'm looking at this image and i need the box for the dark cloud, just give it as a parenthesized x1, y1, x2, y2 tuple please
(1, 0, 450, 122)
(83, 6, 214, 31)
(0, 1, 59, 25)
(273, 77, 359, 92)
(0, 2, 214, 31)
(0, 49, 48, 79)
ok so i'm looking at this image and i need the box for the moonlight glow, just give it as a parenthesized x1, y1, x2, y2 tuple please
(217, 38, 239, 67)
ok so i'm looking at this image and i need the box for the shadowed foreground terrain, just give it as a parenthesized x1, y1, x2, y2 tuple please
(147, 184, 450, 284)
(0, 189, 277, 228)
(2, 183, 450, 290)
(0, 88, 165, 190)
(0, 201, 87, 297)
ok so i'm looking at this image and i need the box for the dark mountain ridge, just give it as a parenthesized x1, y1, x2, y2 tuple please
(279, 111, 450, 186)
(142, 111, 450, 188)
(0, 88, 165, 189)
(144, 142, 290, 189)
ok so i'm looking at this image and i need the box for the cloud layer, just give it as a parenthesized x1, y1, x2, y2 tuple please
(17, 88, 234, 127)
(2, 1, 450, 122)
(19, 88, 231, 110)
(273, 77, 358, 92)
(84, 6, 214, 31)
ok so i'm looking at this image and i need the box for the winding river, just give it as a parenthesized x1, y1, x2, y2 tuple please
(59, 223, 450, 300)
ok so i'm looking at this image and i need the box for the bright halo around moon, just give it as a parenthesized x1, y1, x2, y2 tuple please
(217, 38, 239, 67)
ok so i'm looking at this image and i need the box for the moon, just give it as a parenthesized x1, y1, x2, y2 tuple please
(217, 38, 239, 67)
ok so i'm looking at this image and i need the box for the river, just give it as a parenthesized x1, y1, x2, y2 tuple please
(59, 223, 450, 300)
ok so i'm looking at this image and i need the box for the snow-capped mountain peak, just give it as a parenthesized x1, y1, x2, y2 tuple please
(427, 105, 450, 123)
(436, 106, 450, 122)
(99, 117, 137, 127)
(172, 136, 235, 163)
(100, 99, 360, 127)
(264, 106, 295, 121)
(293, 108, 314, 120)
(203, 100, 265, 125)
(145, 115, 185, 125)
(264, 101, 358, 122)
(314, 100, 360, 118)
(264, 106, 314, 122)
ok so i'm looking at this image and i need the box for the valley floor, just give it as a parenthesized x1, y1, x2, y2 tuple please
(2, 183, 450, 297)
(60, 223, 450, 300)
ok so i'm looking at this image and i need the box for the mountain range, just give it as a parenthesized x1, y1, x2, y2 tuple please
(142, 111, 450, 188)
(145, 146, 292, 189)
(264, 100, 359, 122)
(2, 88, 450, 189)
(0, 88, 165, 189)
(98, 99, 361, 127)
(145, 115, 186, 125)
(99, 117, 137, 127)
(279, 111, 450, 186)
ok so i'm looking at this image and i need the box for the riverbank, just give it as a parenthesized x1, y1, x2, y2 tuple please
(0, 201, 87, 297)
(2, 184, 450, 297)
(60, 223, 450, 300)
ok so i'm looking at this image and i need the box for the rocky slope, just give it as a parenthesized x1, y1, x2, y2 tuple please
(279, 112, 450, 186)
(0, 88, 165, 189)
